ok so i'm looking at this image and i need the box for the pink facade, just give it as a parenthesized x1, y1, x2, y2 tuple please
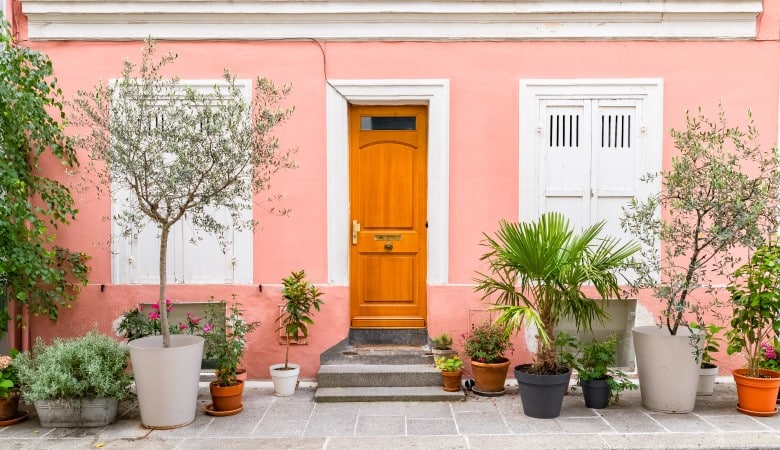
(8, 1, 780, 379)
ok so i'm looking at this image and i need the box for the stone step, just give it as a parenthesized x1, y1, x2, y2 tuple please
(317, 364, 442, 388)
(320, 340, 434, 366)
(314, 386, 466, 403)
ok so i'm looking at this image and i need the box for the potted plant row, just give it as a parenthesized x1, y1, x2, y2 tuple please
(474, 212, 638, 418)
(14, 332, 134, 427)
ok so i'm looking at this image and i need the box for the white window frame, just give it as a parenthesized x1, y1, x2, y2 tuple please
(519, 79, 663, 225)
(111, 79, 253, 285)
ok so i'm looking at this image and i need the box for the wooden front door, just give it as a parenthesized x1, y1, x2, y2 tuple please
(349, 105, 428, 328)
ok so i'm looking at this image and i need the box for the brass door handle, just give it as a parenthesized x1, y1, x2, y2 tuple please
(384, 243, 393, 251)
(352, 220, 361, 245)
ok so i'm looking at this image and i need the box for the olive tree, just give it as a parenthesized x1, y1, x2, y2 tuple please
(72, 39, 296, 347)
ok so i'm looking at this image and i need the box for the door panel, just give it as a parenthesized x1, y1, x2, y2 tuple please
(349, 105, 427, 329)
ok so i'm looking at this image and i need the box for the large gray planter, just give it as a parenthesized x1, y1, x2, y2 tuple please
(633, 326, 702, 413)
(35, 397, 118, 427)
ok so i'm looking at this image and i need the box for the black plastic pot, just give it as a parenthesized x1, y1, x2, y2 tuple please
(514, 364, 571, 419)
(581, 378, 611, 409)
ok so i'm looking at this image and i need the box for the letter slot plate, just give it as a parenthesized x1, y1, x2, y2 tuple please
(374, 234, 403, 241)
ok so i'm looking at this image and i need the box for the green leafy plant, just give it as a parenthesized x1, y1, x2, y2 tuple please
(689, 322, 725, 368)
(434, 355, 464, 372)
(463, 321, 513, 364)
(14, 332, 134, 403)
(726, 242, 780, 378)
(71, 38, 296, 349)
(204, 301, 261, 387)
(0, 19, 89, 336)
(277, 270, 324, 369)
(431, 332, 453, 350)
(0, 350, 20, 398)
(622, 106, 779, 336)
(474, 212, 638, 374)
(567, 334, 637, 402)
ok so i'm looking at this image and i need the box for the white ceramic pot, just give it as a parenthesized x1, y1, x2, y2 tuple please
(129, 334, 204, 429)
(633, 326, 702, 413)
(270, 363, 301, 396)
(697, 365, 719, 396)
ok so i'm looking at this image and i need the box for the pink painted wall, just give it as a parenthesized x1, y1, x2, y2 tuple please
(17, 5, 780, 379)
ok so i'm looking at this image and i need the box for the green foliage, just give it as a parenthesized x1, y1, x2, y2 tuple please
(434, 355, 464, 372)
(726, 242, 780, 377)
(463, 321, 513, 364)
(204, 301, 260, 387)
(115, 300, 208, 340)
(474, 212, 638, 374)
(71, 38, 296, 347)
(0, 20, 89, 336)
(14, 332, 134, 403)
(562, 333, 637, 403)
(622, 106, 779, 336)
(277, 270, 324, 369)
(430, 332, 453, 350)
(689, 322, 725, 367)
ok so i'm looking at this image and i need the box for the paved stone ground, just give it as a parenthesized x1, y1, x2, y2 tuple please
(1, 379, 780, 449)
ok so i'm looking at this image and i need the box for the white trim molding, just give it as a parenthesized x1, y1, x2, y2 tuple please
(326, 79, 450, 286)
(22, 1, 762, 41)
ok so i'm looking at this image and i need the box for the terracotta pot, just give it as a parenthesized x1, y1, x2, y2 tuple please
(209, 380, 244, 413)
(470, 358, 510, 395)
(441, 370, 463, 392)
(732, 369, 780, 416)
(235, 368, 248, 383)
(0, 389, 21, 421)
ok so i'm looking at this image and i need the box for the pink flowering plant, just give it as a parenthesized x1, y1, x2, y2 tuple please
(0, 350, 19, 398)
(203, 301, 260, 387)
(760, 340, 780, 372)
(115, 299, 209, 340)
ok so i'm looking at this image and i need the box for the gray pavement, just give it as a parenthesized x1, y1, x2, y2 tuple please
(1, 378, 780, 449)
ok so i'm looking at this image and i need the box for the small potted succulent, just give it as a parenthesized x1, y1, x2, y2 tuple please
(462, 321, 513, 396)
(203, 301, 260, 415)
(435, 355, 464, 392)
(430, 332, 456, 364)
(14, 332, 134, 427)
(271, 270, 325, 396)
(726, 242, 780, 416)
(0, 350, 22, 424)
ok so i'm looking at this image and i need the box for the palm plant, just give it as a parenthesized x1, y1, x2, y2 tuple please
(474, 212, 639, 374)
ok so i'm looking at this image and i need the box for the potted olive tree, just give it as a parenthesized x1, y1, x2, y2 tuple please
(474, 212, 638, 418)
(726, 242, 780, 416)
(271, 270, 324, 396)
(622, 106, 779, 413)
(72, 39, 296, 428)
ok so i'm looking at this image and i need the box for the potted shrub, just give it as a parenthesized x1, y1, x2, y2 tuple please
(568, 334, 637, 409)
(0, 350, 24, 425)
(435, 355, 464, 392)
(726, 242, 780, 416)
(474, 212, 637, 418)
(272, 270, 324, 396)
(204, 302, 260, 416)
(72, 39, 295, 428)
(462, 321, 513, 396)
(13, 332, 134, 427)
(690, 322, 725, 396)
(622, 107, 779, 413)
(431, 332, 455, 357)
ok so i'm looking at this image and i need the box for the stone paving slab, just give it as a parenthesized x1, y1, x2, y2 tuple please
(2, 380, 780, 448)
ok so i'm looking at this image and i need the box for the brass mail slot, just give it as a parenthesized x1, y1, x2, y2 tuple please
(374, 234, 403, 241)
